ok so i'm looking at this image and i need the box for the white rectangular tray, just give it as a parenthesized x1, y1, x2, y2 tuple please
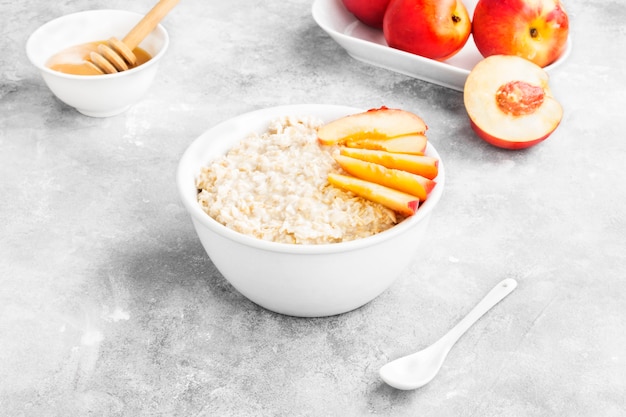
(312, 0, 571, 91)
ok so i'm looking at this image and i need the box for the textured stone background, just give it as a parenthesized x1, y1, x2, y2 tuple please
(1, 0, 624, 416)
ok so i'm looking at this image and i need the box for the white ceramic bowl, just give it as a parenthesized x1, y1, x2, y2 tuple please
(26, 10, 169, 117)
(177, 104, 445, 317)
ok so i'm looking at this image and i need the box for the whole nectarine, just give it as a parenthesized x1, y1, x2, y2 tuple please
(341, 0, 392, 29)
(472, 0, 569, 68)
(383, 0, 471, 61)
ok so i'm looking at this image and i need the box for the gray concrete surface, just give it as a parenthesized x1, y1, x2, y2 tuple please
(1, 0, 624, 416)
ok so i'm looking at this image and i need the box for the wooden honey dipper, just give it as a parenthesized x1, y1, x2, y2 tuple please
(87, 0, 179, 74)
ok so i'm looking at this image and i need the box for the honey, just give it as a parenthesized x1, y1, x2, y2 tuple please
(46, 41, 152, 75)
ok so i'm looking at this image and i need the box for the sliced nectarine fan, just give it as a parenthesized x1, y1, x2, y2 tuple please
(319, 107, 439, 215)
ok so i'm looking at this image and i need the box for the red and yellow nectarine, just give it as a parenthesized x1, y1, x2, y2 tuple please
(383, 0, 471, 61)
(472, 0, 569, 68)
(341, 0, 392, 29)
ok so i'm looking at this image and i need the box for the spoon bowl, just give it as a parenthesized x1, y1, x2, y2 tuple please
(380, 278, 517, 390)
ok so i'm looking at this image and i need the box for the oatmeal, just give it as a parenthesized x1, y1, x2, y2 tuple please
(196, 115, 400, 244)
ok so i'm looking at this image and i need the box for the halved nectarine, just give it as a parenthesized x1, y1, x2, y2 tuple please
(334, 154, 435, 201)
(340, 147, 438, 179)
(318, 107, 427, 146)
(345, 134, 427, 155)
(463, 55, 563, 150)
(327, 173, 419, 216)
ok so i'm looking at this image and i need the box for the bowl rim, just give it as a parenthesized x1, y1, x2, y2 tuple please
(25, 9, 170, 80)
(177, 104, 445, 255)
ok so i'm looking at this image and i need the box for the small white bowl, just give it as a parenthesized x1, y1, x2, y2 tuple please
(26, 9, 169, 117)
(177, 104, 445, 317)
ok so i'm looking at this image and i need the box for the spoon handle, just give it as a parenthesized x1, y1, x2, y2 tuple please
(438, 278, 517, 349)
(123, 0, 180, 50)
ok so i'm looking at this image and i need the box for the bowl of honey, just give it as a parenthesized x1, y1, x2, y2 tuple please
(26, 9, 169, 117)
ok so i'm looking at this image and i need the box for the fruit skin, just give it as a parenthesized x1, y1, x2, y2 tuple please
(341, 0, 392, 29)
(468, 119, 551, 150)
(383, 0, 471, 61)
(328, 173, 419, 216)
(318, 107, 427, 146)
(463, 55, 563, 150)
(472, 0, 569, 68)
(334, 154, 435, 201)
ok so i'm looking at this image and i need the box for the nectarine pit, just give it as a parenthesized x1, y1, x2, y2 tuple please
(496, 81, 544, 116)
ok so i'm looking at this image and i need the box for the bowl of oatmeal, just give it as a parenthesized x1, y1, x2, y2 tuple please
(177, 104, 445, 317)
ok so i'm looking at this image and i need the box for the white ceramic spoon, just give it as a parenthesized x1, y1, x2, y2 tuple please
(379, 278, 518, 390)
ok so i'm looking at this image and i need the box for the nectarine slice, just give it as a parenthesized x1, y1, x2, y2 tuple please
(345, 134, 428, 155)
(334, 154, 435, 201)
(340, 147, 438, 179)
(318, 107, 427, 146)
(464, 55, 563, 149)
(328, 173, 419, 216)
